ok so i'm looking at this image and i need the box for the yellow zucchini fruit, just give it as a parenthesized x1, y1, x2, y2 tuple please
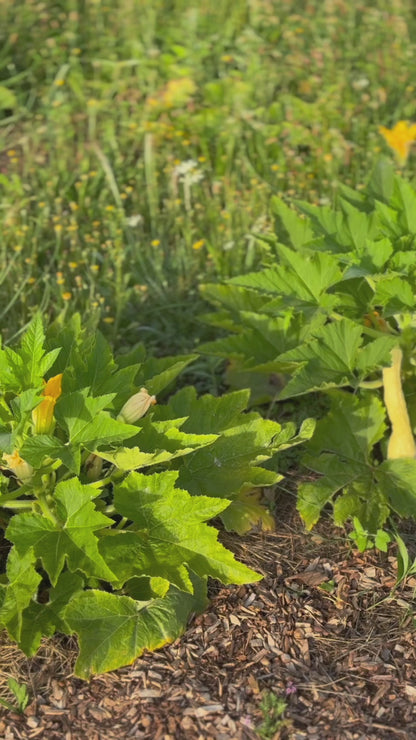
(383, 346, 416, 459)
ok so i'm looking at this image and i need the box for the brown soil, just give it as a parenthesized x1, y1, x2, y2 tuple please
(1, 503, 416, 740)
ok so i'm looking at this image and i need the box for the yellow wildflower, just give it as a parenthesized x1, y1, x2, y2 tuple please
(32, 373, 63, 434)
(161, 78, 195, 108)
(379, 121, 416, 166)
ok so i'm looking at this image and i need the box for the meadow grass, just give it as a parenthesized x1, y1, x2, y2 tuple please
(1, 0, 416, 355)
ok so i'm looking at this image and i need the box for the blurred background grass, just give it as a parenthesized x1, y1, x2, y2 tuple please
(1, 0, 416, 356)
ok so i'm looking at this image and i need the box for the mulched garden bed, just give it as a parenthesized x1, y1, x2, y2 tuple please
(1, 499, 416, 740)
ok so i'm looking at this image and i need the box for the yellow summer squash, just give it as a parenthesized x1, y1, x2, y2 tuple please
(383, 347, 416, 459)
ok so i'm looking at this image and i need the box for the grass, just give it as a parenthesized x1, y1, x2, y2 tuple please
(1, 0, 416, 360)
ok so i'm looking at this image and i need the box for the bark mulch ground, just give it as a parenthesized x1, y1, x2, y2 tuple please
(1, 503, 416, 740)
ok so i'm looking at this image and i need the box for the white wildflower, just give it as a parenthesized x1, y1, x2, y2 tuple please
(352, 77, 370, 91)
(173, 159, 198, 177)
(126, 214, 143, 228)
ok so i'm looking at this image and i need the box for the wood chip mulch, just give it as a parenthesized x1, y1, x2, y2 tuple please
(2, 504, 416, 740)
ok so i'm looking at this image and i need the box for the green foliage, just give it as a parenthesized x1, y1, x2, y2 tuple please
(0, 314, 302, 677)
(200, 160, 416, 545)
(65, 584, 207, 679)
(0, 677, 29, 714)
(256, 691, 289, 739)
(392, 532, 416, 588)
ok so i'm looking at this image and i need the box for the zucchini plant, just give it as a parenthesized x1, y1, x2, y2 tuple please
(199, 158, 416, 548)
(0, 313, 308, 677)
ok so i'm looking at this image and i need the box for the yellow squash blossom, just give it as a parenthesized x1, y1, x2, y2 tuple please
(2, 450, 33, 481)
(32, 373, 63, 434)
(379, 121, 416, 166)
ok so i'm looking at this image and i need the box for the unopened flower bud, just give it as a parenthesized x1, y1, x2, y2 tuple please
(85, 453, 103, 481)
(117, 387, 156, 424)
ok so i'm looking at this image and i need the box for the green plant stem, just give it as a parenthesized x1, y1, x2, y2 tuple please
(358, 379, 384, 389)
(114, 516, 128, 529)
(36, 491, 59, 524)
(1, 500, 35, 511)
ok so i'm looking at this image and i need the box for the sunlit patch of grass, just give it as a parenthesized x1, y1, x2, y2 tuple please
(1, 0, 416, 352)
